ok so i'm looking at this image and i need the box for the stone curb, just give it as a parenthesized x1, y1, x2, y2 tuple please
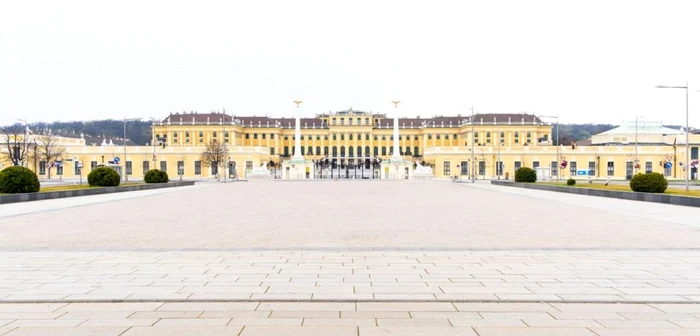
(0, 181, 195, 205)
(491, 180, 700, 208)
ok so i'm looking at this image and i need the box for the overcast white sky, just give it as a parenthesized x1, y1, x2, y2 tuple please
(1, 0, 699, 126)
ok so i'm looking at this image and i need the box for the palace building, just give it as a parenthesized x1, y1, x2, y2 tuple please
(2, 109, 699, 181)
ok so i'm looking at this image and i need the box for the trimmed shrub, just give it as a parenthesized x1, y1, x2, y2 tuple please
(566, 178, 576, 186)
(144, 169, 169, 183)
(87, 167, 120, 187)
(514, 167, 537, 183)
(0, 166, 40, 194)
(630, 172, 668, 193)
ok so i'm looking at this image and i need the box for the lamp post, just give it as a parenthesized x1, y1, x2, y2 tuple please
(123, 117, 142, 182)
(470, 106, 476, 183)
(634, 116, 643, 175)
(17, 118, 28, 168)
(539, 115, 560, 183)
(655, 83, 689, 191)
(149, 117, 157, 171)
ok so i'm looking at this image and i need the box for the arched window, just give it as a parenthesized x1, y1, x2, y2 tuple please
(332, 146, 338, 157)
(284, 146, 289, 156)
(365, 146, 370, 158)
(341, 134, 345, 140)
(348, 146, 354, 157)
(399, 147, 403, 155)
(414, 146, 419, 156)
(405, 146, 411, 155)
(373, 146, 379, 156)
(324, 146, 329, 155)
(340, 146, 346, 157)
(316, 146, 321, 155)
(307, 146, 313, 155)
(390, 147, 394, 155)
(349, 134, 353, 141)
(292, 146, 295, 155)
(357, 146, 362, 157)
(381, 147, 387, 156)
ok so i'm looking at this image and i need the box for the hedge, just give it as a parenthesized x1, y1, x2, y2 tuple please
(514, 167, 537, 183)
(144, 169, 169, 183)
(0, 166, 40, 194)
(87, 167, 120, 187)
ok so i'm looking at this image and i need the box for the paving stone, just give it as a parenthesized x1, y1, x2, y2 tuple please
(342, 311, 410, 319)
(79, 319, 158, 326)
(473, 327, 596, 335)
(358, 303, 455, 312)
(157, 302, 257, 311)
(240, 326, 357, 336)
(359, 327, 478, 335)
(270, 311, 338, 318)
(304, 318, 376, 326)
(4, 327, 129, 335)
(154, 318, 231, 326)
(258, 302, 355, 311)
(122, 326, 244, 336)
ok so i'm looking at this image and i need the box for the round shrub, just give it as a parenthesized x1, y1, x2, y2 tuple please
(630, 172, 668, 193)
(0, 166, 40, 194)
(144, 169, 169, 183)
(566, 178, 576, 186)
(514, 167, 537, 183)
(87, 167, 120, 187)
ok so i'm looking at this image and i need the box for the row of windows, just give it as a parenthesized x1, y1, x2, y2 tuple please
(444, 160, 678, 177)
(277, 146, 421, 157)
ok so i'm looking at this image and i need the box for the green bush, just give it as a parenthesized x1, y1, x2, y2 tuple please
(514, 167, 537, 183)
(566, 178, 576, 186)
(144, 169, 169, 183)
(87, 167, 120, 187)
(630, 172, 668, 193)
(0, 166, 40, 194)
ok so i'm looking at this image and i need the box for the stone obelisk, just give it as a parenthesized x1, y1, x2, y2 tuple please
(390, 101, 403, 163)
(291, 100, 305, 163)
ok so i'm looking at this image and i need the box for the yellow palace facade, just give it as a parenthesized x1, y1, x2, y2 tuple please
(3, 109, 699, 181)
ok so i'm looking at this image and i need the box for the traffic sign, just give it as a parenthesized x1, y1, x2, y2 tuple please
(113, 157, 120, 164)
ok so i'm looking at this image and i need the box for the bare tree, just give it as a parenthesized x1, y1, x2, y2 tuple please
(0, 123, 29, 166)
(36, 135, 65, 179)
(200, 140, 226, 179)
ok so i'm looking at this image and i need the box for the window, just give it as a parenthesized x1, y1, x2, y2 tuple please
(316, 135, 320, 141)
(382, 135, 386, 141)
(160, 161, 167, 172)
(374, 135, 378, 141)
(589, 161, 596, 176)
(316, 146, 321, 155)
(340, 147, 345, 156)
(300, 135, 303, 140)
(373, 146, 378, 156)
(460, 161, 468, 175)
(533, 161, 540, 169)
(307, 146, 313, 155)
(245, 134, 250, 139)
(185, 131, 190, 138)
(39, 161, 46, 175)
(324, 135, 328, 140)
(173, 132, 178, 138)
(177, 160, 184, 176)
(211, 162, 218, 175)
(348, 146, 354, 157)
(607, 162, 615, 176)
(645, 161, 652, 173)
(91, 161, 98, 171)
(474, 132, 479, 144)
(349, 134, 353, 140)
(500, 132, 505, 143)
(436, 134, 440, 140)
(478, 161, 486, 175)
(365, 118, 369, 125)
(284, 146, 289, 156)
(496, 161, 503, 176)
(271, 133, 275, 139)
(551, 161, 558, 176)
(126, 161, 132, 175)
(692, 147, 699, 160)
(414, 146, 419, 156)
(404, 146, 410, 155)
(414, 135, 418, 141)
(381, 147, 387, 156)
(443, 161, 451, 176)
(253, 133, 257, 140)
(262, 133, 266, 139)
(486, 132, 491, 143)
(570, 161, 577, 176)
(270, 147, 275, 155)
(332, 146, 338, 156)
(365, 134, 369, 140)
(514, 132, 520, 144)
(56, 163, 63, 176)
(333, 134, 337, 141)
(213, 131, 217, 138)
(199, 131, 203, 137)
(285, 136, 288, 140)
(324, 146, 329, 155)
(142, 161, 149, 174)
(453, 134, 458, 140)
(514, 161, 522, 171)
(526, 131, 532, 143)
(365, 146, 370, 157)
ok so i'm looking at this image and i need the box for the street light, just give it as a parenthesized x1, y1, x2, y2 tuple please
(539, 115, 560, 183)
(634, 116, 644, 175)
(655, 83, 689, 191)
(469, 106, 476, 183)
(123, 117, 142, 182)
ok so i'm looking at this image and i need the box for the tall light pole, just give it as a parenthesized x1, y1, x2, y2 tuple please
(497, 121, 501, 179)
(17, 119, 28, 168)
(655, 83, 689, 191)
(470, 106, 475, 183)
(539, 115, 560, 183)
(149, 117, 157, 170)
(222, 108, 228, 184)
(123, 117, 142, 182)
(634, 116, 643, 175)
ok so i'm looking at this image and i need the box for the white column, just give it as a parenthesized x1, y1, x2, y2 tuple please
(390, 102, 402, 162)
(292, 103, 304, 162)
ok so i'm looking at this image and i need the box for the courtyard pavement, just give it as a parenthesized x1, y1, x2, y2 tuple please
(0, 181, 699, 335)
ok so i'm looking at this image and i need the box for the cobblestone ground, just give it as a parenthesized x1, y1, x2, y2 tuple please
(1, 181, 699, 334)
(0, 181, 699, 248)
